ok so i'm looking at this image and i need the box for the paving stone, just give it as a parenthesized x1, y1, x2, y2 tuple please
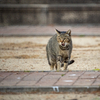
(48, 72, 67, 75)
(98, 75, 100, 79)
(36, 75, 61, 86)
(60, 76, 79, 80)
(55, 73, 79, 86)
(17, 72, 48, 86)
(0, 72, 29, 86)
(55, 78, 77, 86)
(23, 72, 47, 81)
(92, 79, 100, 86)
(42, 75, 61, 79)
(64, 71, 85, 77)
(35, 80, 57, 86)
(0, 72, 11, 81)
(2, 72, 29, 81)
(0, 80, 19, 86)
(73, 79, 95, 86)
(16, 81, 36, 86)
(80, 72, 100, 79)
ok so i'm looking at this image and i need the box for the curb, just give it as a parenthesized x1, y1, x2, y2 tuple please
(0, 86, 100, 93)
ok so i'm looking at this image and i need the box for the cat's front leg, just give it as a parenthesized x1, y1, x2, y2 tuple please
(61, 57, 69, 71)
(57, 55, 62, 71)
(61, 62, 68, 71)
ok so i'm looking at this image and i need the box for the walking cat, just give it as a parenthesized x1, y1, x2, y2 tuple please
(46, 29, 74, 71)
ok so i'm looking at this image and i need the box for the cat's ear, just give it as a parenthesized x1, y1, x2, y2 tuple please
(67, 29, 71, 36)
(55, 29, 60, 36)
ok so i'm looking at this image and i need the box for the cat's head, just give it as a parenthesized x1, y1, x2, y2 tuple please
(56, 29, 71, 47)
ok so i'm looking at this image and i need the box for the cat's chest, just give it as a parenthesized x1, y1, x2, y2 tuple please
(59, 49, 69, 57)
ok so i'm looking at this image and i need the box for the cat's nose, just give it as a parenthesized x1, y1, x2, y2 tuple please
(61, 43, 65, 46)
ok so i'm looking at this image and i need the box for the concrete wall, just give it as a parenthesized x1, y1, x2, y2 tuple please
(0, 2, 100, 25)
(0, 0, 100, 4)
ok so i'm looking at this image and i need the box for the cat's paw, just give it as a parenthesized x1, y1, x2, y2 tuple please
(60, 67, 65, 71)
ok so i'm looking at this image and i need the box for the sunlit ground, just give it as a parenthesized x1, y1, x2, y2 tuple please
(0, 36, 100, 71)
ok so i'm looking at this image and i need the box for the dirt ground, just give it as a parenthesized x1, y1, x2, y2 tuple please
(0, 36, 100, 71)
(0, 93, 100, 100)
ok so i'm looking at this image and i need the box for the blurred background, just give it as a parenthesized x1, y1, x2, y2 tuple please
(0, 0, 100, 71)
(0, 0, 100, 26)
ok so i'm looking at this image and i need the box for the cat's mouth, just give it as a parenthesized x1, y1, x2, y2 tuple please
(59, 42, 69, 50)
(61, 43, 65, 46)
(59, 42, 68, 47)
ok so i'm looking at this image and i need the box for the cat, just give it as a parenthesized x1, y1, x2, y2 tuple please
(46, 29, 74, 71)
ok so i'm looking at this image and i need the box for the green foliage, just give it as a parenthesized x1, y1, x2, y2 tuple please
(93, 69, 100, 71)
(61, 74, 65, 76)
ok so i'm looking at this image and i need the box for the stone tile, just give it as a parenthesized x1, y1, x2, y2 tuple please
(0, 72, 29, 86)
(92, 79, 100, 86)
(17, 72, 48, 86)
(73, 79, 95, 86)
(64, 71, 85, 77)
(42, 75, 61, 79)
(48, 72, 67, 75)
(55, 75, 78, 86)
(0, 80, 19, 86)
(36, 80, 57, 86)
(16, 81, 36, 86)
(92, 81, 100, 86)
(23, 72, 47, 81)
(0, 72, 11, 81)
(36, 75, 61, 86)
(60, 76, 78, 80)
(3, 72, 29, 81)
(80, 72, 100, 79)
(98, 75, 100, 79)
(55, 79, 76, 86)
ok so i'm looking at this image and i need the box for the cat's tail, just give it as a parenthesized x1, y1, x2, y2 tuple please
(68, 60, 75, 65)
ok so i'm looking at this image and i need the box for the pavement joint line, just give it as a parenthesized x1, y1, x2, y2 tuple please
(53, 71, 68, 86)
(0, 72, 12, 83)
(71, 71, 85, 86)
(91, 78, 96, 86)
(15, 72, 31, 86)
(34, 72, 49, 85)
(53, 75, 62, 86)
(91, 74, 100, 86)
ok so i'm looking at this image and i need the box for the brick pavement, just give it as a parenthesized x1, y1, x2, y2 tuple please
(0, 25, 100, 36)
(0, 71, 100, 93)
(0, 25, 100, 93)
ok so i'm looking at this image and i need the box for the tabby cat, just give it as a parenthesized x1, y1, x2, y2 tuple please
(46, 29, 74, 71)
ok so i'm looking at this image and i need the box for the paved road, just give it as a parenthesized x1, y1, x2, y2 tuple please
(0, 25, 100, 36)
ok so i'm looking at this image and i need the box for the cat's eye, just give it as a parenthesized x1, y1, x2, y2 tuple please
(67, 38, 70, 42)
(58, 37, 61, 41)
(63, 38, 66, 41)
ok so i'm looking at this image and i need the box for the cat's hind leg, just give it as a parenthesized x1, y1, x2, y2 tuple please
(55, 64, 57, 70)
(50, 62, 55, 70)
(57, 55, 62, 71)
